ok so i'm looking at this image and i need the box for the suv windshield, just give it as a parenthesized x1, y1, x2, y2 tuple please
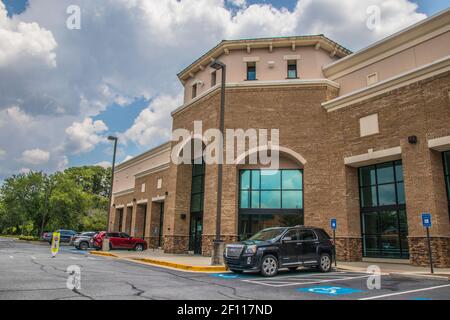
(248, 228, 285, 242)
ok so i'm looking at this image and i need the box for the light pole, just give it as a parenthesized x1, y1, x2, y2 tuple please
(210, 60, 226, 265)
(107, 136, 118, 232)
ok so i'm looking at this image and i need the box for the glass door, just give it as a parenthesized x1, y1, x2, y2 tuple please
(158, 203, 164, 247)
(189, 213, 203, 254)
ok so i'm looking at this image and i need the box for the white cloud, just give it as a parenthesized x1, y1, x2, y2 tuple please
(19, 168, 31, 174)
(0, 148, 6, 159)
(122, 155, 134, 163)
(0, 0, 427, 179)
(21, 148, 50, 165)
(0, 2, 57, 67)
(121, 94, 182, 147)
(94, 161, 111, 168)
(5, 106, 33, 124)
(64, 118, 108, 154)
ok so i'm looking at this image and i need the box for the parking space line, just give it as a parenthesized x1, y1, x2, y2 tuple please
(359, 284, 450, 300)
(242, 274, 371, 288)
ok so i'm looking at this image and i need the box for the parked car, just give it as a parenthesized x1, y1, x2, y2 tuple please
(91, 232, 147, 251)
(42, 229, 78, 244)
(224, 226, 335, 277)
(71, 231, 97, 250)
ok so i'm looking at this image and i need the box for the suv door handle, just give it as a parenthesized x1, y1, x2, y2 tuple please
(296, 242, 303, 245)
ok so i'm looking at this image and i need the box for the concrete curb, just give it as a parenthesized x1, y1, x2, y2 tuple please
(337, 265, 449, 281)
(89, 251, 227, 272)
(90, 251, 120, 258)
(389, 272, 449, 281)
(130, 257, 227, 272)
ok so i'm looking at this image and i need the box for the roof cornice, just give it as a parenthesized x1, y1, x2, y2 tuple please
(322, 55, 450, 112)
(323, 8, 450, 80)
(115, 142, 171, 172)
(171, 78, 340, 117)
(177, 35, 352, 82)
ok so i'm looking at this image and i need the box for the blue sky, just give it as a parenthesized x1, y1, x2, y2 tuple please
(4, 0, 450, 17)
(0, 0, 448, 178)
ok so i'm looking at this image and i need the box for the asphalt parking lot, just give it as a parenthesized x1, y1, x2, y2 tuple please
(0, 237, 449, 300)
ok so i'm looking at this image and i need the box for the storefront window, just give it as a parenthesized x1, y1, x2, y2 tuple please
(444, 151, 450, 215)
(239, 169, 303, 209)
(238, 169, 303, 240)
(238, 214, 304, 241)
(190, 162, 205, 213)
(359, 161, 409, 259)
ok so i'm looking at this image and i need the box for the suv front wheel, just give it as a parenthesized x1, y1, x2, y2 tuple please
(318, 253, 332, 273)
(260, 254, 278, 277)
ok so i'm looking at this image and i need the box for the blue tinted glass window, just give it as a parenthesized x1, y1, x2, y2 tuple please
(287, 61, 297, 79)
(247, 63, 256, 80)
(359, 165, 376, 186)
(261, 170, 281, 190)
(378, 184, 396, 206)
(251, 170, 260, 189)
(282, 170, 302, 189)
(282, 191, 303, 209)
(240, 171, 250, 190)
(360, 186, 378, 207)
(239, 169, 303, 210)
(251, 191, 260, 209)
(260, 191, 281, 208)
(397, 182, 405, 204)
(240, 191, 249, 209)
(377, 163, 395, 184)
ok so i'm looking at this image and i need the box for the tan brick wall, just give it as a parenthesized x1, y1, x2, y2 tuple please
(132, 72, 450, 266)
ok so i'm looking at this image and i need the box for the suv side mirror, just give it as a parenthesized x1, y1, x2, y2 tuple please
(282, 236, 292, 242)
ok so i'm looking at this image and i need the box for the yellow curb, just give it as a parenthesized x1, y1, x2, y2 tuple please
(90, 251, 120, 258)
(89, 251, 227, 272)
(130, 257, 227, 272)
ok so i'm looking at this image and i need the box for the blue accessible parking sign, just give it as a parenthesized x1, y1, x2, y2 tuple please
(297, 286, 364, 296)
(330, 219, 337, 230)
(422, 213, 432, 228)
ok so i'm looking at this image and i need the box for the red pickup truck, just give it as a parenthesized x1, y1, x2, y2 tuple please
(92, 232, 147, 251)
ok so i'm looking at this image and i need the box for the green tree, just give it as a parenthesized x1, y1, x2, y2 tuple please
(0, 165, 110, 235)
(0, 172, 48, 235)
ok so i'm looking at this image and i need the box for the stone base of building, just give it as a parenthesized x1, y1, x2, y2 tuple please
(145, 236, 163, 249)
(163, 235, 189, 254)
(335, 237, 362, 262)
(408, 237, 450, 268)
(201, 235, 239, 257)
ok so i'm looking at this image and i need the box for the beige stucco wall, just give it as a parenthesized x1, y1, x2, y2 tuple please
(113, 147, 171, 194)
(334, 31, 450, 95)
(183, 46, 339, 103)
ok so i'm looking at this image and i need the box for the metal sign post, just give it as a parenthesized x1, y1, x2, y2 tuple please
(330, 219, 337, 267)
(421, 213, 434, 274)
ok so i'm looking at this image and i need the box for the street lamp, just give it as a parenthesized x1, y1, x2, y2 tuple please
(210, 60, 226, 265)
(107, 135, 118, 232)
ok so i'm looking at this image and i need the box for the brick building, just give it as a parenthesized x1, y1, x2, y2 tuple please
(109, 9, 450, 267)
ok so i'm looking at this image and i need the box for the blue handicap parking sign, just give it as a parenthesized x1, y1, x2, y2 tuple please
(297, 286, 364, 296)
(330, 219, 337, 230)
(421, 213, 432, 228)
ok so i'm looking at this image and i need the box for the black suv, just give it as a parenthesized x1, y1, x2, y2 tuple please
(224, 226, 335, 277)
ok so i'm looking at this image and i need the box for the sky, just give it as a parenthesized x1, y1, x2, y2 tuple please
(0, 0, 449, 180)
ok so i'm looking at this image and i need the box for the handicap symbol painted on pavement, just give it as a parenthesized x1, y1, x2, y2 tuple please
(211, 273, 246, 279)
(297, 286, 365, 296)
